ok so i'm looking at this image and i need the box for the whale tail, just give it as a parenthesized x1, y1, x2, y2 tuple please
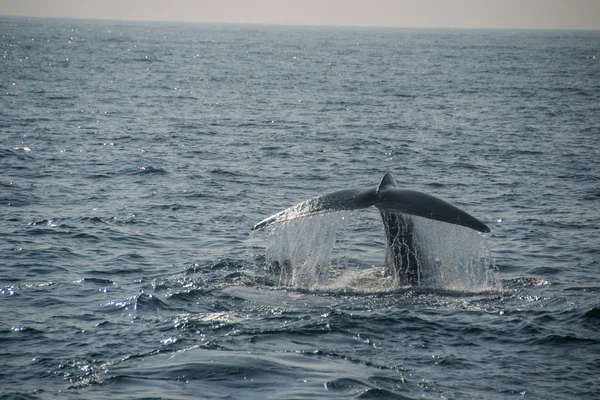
(252, 172, 490, 233)
(252, 173, 490, 286)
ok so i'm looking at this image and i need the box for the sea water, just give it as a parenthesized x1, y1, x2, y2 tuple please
(1, 17, 599, 399)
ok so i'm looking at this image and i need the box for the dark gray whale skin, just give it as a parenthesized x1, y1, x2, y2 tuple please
(252, 173, 490, 285)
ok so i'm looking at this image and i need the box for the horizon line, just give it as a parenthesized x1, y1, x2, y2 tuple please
(2, 13, 599, 32)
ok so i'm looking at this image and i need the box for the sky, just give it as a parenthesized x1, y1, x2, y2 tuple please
(1, 0, 599, 30)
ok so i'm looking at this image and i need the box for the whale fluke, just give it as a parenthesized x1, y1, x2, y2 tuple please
(374, 173, 490, 233)
(253, 173, 489, 233)
(252, 173, 490, 286)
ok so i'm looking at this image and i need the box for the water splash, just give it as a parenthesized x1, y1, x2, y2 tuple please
(251, 212, 348, 288)
(404, 216, 499, 291)
(250, 210, 499, 293)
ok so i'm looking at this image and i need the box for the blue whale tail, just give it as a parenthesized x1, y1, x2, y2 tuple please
(252, 173, 490, 286)
(253, 172, 489, 233)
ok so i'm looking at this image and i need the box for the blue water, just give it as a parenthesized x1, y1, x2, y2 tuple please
(1, 17, 599, 399)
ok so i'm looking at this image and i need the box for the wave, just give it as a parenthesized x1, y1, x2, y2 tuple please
(583, 307, 600, 321)
(531, 334, 599, 345)
(133, 165, 167, 175)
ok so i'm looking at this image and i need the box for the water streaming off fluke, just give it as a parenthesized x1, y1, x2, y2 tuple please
(251, 210, 499, 292)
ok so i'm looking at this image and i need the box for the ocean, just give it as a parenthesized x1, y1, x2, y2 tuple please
(1, 16, 599, 399)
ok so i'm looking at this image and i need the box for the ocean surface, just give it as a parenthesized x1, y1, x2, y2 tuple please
(1, 16, 599, 399)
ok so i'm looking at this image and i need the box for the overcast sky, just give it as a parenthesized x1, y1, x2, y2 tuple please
(1, 0, 598, 30)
